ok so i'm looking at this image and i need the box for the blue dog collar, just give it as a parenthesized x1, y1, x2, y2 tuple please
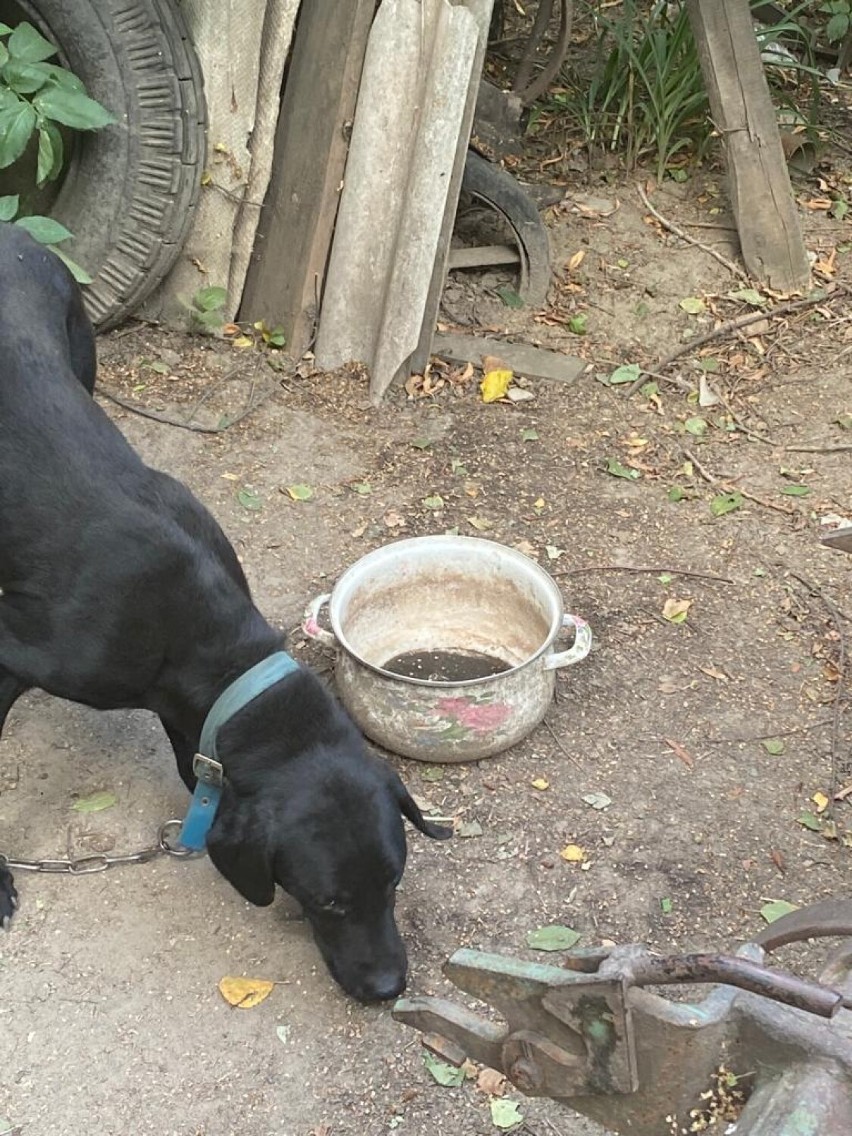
(177, 651, 300, 851)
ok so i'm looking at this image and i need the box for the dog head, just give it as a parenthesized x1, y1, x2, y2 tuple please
(205, 686, 450, 1002)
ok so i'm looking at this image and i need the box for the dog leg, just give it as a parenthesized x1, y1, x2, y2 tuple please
(160, 719, 197, 791)
(0, 671, 25, 925)
(0, 671, 27, 740)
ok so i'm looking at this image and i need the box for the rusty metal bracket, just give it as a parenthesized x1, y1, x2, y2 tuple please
(394, 900, 852, 1135)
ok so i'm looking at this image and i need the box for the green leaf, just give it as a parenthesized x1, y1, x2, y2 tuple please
(36, 124, 53, 185)
(0, 99, 36, 168)
(0, 1116, 13, 1136)
(0, 192, 18, 221)
(798, 811, 822, 832)
(350, 481, 372, 495)
(496, 285, 524, 309)
(422, 494, 444, 510)
(605, 458, 640, 480)
(710, 491, 743, 517)
(679, 296, 705, 314)
(490, 1099, 524, 1130)
(33, 85, 115, 130)
(780, 484, 810, 497)
(762, 738, 785, 755)
(193, 307, 223, 330)
(521, 428, 539, 441)
(411, 437, 432, 450)
(836, 412, 852, 430)
(667, 486, 685, 503)
(457, 819, 483, 839)
(50, 245, 92, 284)
(286, 483, 313, 502)
(526, 925, 581, 952)
(423, 1051, 464, 1087)
(607, 362, 641, 385)
(237, 487, 263, 510)
(660, 897, 673, 915)
(760, 899, 798, 924)
(2, 59, 50, 94)
(827, 11, 850, 41)
(0, 86, 19, 111)
(42, 119, 63, 180)
(72, 790, 117, 813)
(567, 313, 588, 335)
(831, 198, 849, 221)
(684, 416, 707, 436)
(727, 288, 767, 307)
(193, 284, 227, 312)
(698, 356, 720, 372)
(581, 791, 612, 810)
(14, 214, 72, 244)
(38, 63, 84, 92)
(0, 23, 13, 35)
(7, 22, 57, 63)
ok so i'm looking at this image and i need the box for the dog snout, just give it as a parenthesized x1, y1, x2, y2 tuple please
(353, 968, 407, 1003)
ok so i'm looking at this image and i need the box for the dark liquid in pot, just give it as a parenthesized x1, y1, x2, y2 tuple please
(383, 648, 510, 683)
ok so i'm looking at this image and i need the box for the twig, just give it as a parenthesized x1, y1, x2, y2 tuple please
(555, 564, 734, 584)
(787, 571, 849, 813)
(785, 443, 852, 454)
(637, 183, 749, 281)
(99, 383, 276, 434)
(683, 448, 796, 515)
(704, 717, 834, 745)
(542, 718, 585, 773)
(624, 294, 828, 396)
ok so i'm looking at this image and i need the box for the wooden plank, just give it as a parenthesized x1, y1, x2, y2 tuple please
(238, 0, 375, 356)
(432, 332, 585, 384)
(448, 244, 520, 269)
(685, 0, 809, 292)
(409, 0, 495, 376)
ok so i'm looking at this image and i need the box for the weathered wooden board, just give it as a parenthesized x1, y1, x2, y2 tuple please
(239, 0, 375, 355)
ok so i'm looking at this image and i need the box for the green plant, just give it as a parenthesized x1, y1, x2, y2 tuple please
(188, 284, 228, 331)
(821, 1, 852, 42)
(0, 20, 115, 280)
(553, 1, 823, 180)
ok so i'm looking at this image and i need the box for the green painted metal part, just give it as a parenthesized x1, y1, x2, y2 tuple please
(393, 901, 852, 1135)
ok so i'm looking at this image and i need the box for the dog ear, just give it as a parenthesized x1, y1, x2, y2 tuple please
(206, 788, 276, 905)
(393, 774, 453, 840)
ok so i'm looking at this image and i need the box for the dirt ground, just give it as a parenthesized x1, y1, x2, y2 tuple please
(2, 160, 852, 1136)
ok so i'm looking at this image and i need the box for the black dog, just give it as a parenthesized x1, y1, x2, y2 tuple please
(0, 224, 449, 1002)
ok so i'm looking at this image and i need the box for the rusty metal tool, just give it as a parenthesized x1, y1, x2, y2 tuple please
(394, 900, 852, 1135)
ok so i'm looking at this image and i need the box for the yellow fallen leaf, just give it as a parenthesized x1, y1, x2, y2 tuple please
(568, 250, 586, 271)
(662, 598, 692, 624)
(560, 844, 585, 863)
(531, 777, 550, 791)
(480, 368, 513, 403)
(232, 335, 254, 348)
(813, 790, 829, 813)
(218, 976, 275, 1009)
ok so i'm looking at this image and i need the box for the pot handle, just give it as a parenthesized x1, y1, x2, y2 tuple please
(543, 614, 592, 671)
(301, 593, 337, 648)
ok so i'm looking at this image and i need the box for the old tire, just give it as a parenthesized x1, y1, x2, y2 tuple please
(16, 0, 206, 328)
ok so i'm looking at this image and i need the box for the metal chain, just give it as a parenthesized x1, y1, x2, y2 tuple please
(0, 820, 200, 875)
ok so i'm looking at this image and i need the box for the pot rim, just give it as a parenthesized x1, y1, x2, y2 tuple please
(327, 534, 566, 688)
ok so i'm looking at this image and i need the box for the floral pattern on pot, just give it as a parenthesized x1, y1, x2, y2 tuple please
(406, 694, 513, 745)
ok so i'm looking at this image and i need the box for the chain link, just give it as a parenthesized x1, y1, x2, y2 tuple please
(0, 820, 201, 875)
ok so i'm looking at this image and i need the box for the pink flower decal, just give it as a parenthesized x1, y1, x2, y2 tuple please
(436, 697, 511, 733)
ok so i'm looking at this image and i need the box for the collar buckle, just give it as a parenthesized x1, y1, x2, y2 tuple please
(192, 753, 224, 787)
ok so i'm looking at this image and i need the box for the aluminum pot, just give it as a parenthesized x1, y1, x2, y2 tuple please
(302, 535, 592, 763)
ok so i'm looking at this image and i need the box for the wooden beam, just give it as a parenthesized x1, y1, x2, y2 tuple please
(239, 0, 375, 355)
(685, 0, 809, 292)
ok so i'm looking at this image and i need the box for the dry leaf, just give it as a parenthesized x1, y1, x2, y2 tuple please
(567, 249, 586, 271)
(218, 976, 275, 1008)
(664, 738, 694, 769)
(560, 844, 585, 863)
(383, 510, 406, 528)
(480, 368, 513, 403)
(662, 597, 692, 624)
(477, 1067, 507, 1096)
(770, 849, 786, 873)
(531, 777, 550, 791)
(481, 354, 506, 374)
(813, 790, 829, 813)
(699, 665, 728, 683)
